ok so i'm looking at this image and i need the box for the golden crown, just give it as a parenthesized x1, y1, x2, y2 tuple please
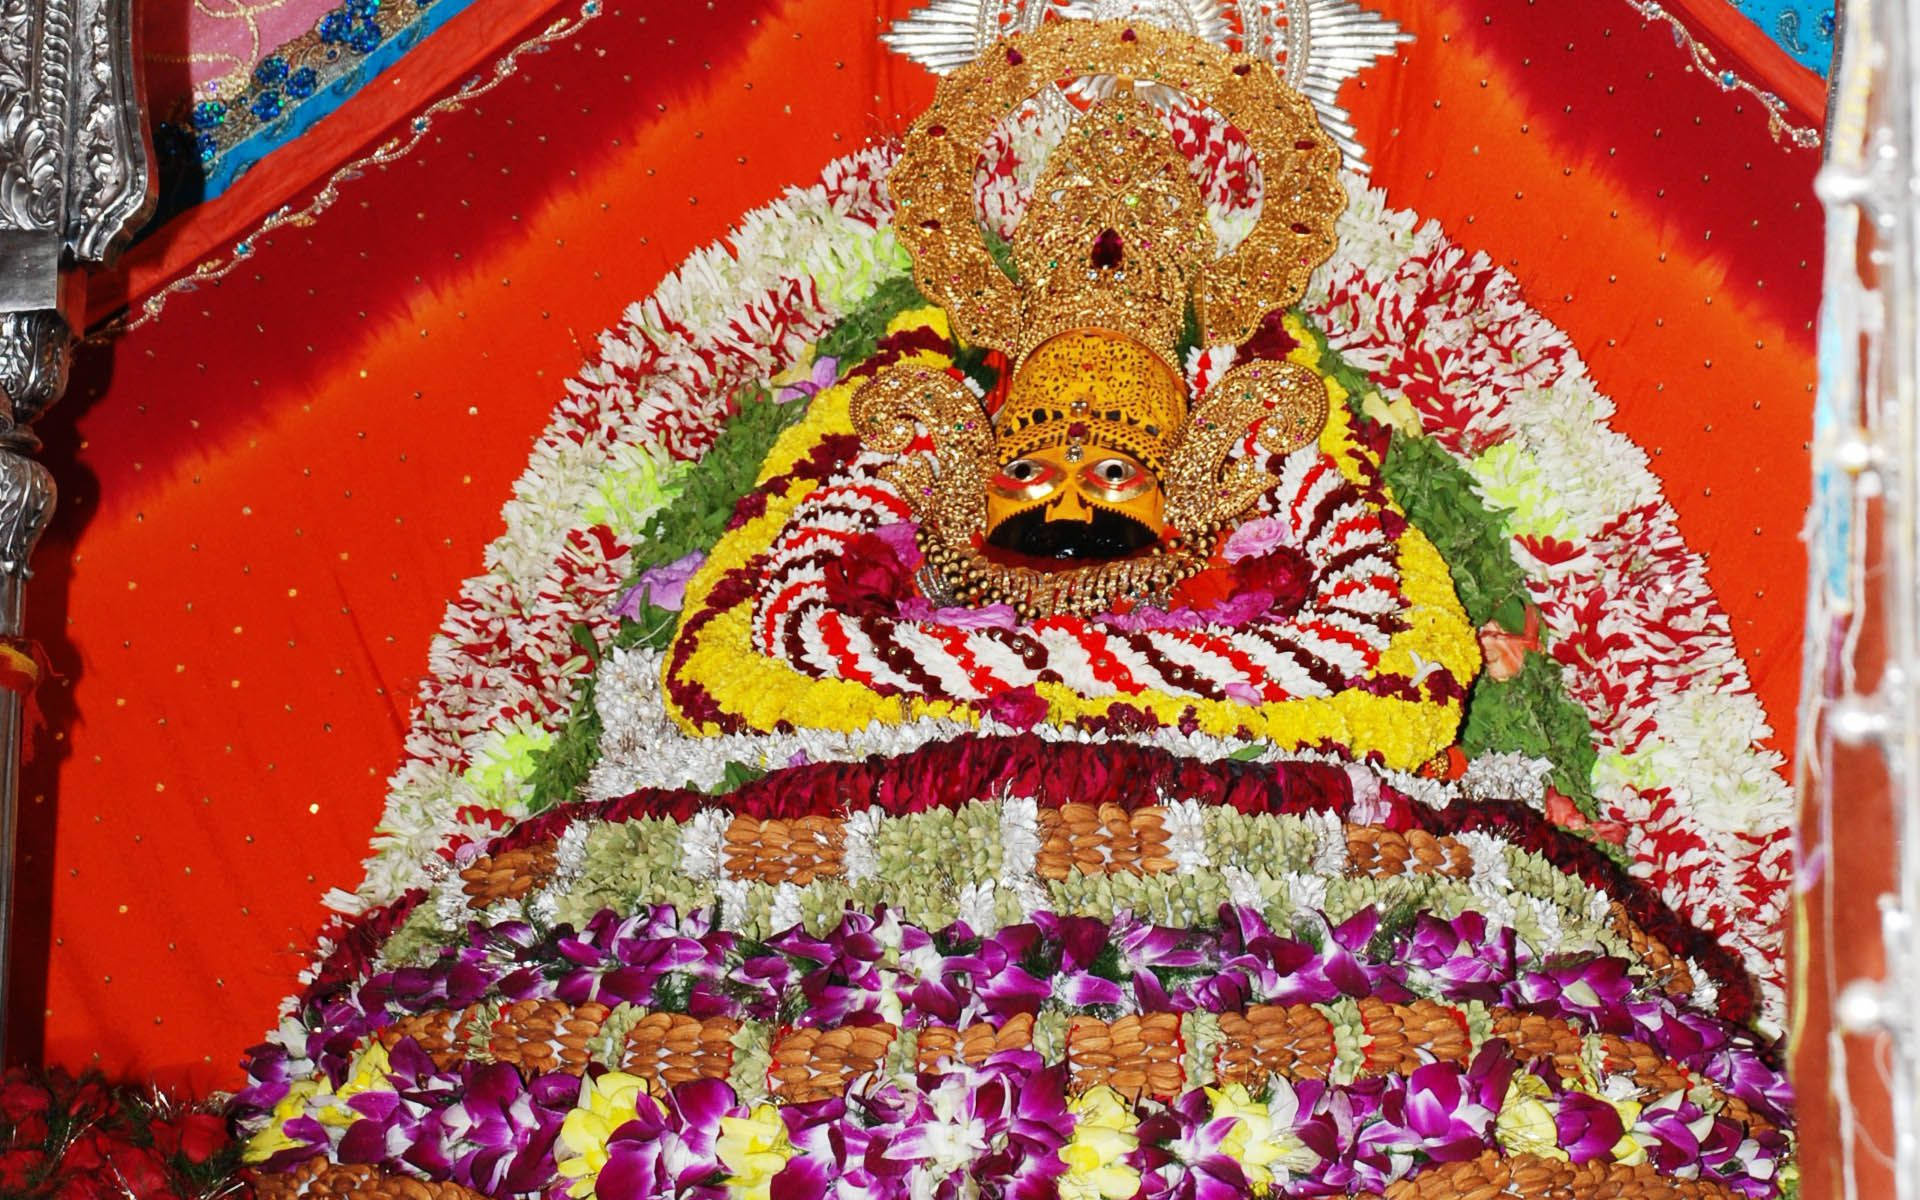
(852, 20, 1347, 617)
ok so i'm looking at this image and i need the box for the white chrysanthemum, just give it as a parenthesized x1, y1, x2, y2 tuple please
(1281, 871, 1326, 914)
(1161, 799, 1211, 871)
(841, 807, 883, 883)
(1595, 688, 1791, 835)
(680, 809, 730, 882)
(769, 882, 804, 932)
(1305, 809, 1349, 876)
(1458, 752, 1553, 808)
(1465, 443, 1583, 542)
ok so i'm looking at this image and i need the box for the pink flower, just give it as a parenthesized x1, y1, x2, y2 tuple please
(985, 687, 1050, 730)
(895, 597, 1019, 630)
(870, 522, 924, 571)
(1221, 516, 1290, 562)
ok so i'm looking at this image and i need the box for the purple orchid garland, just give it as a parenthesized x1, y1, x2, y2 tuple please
(242, 903, 1791, 1138)
(245, 1037, 1788, 1200)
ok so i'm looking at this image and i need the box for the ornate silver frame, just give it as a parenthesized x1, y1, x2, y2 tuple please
(0, 0, 153, 1059)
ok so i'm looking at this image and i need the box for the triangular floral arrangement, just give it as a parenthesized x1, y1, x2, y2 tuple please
(235, 27, 1793, 1199)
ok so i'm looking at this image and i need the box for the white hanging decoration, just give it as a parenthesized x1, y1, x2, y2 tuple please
(880, 0, 1410, 171)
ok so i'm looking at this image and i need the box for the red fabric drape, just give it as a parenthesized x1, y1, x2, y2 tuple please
(18, 0, 1816, 1099)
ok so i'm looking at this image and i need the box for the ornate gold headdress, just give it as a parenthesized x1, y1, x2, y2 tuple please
(852, 19, 1346, 618)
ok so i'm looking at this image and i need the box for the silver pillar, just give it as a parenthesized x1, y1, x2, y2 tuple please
(0, 0, 153, 1061)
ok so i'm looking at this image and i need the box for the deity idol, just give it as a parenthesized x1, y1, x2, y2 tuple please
(853, 22, 1340, 619)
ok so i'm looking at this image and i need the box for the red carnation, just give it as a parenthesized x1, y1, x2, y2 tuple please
(819, 532, 914, 617)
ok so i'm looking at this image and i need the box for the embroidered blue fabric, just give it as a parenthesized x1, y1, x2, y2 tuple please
(1730, 0, 1837, 76)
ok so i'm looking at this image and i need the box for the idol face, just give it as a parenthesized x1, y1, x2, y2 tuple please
(984, 444, 1165, 561)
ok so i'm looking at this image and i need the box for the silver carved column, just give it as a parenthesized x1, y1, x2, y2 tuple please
(0, 0, 153, 1060)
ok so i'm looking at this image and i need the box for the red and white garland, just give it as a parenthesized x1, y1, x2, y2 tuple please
(753, 449, 1406, 705)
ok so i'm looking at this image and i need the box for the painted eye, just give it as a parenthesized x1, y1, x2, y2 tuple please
(1091, 458, 1138, 486)
(991, 458, 1063, 496)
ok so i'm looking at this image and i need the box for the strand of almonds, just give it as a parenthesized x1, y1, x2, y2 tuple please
(621, 1012, 742, 1089)
(1367, 1150, 1745, 1200)
(1608, 900, 1697, 997)
(458, 841, 560, 907)
(722, 815, 844, 886)
(914, 1012, 1039, 1070)
(252, 1159, 490, 1200)
(768, 1023, 898, 1103)
(361, 998, 1760, 1129)
(1065, 1013, 1186, 1101)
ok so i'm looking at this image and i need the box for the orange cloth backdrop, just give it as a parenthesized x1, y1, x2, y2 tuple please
(13, 0, 1818, 1092)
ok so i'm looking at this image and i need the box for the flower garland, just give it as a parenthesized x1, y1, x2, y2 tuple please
(238, 129, 1800, 1195)
(344, 733, 1742, 1017)
(250, 898, 1782, 1106)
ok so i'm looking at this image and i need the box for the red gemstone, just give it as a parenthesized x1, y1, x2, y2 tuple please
(1232, 64, 1251, 76)
(928, 124, 947, 137)
(1120, 27, 1137, 41)
(1006, 47, 1024, 65)
(1090, 227, 1125, 270)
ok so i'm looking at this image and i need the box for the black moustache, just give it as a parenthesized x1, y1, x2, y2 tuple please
(986, 506, 1159, 561)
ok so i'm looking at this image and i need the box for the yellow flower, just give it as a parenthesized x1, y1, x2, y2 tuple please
(717, 1103, 795, 1200)
(1206, 1082, 1314, 1187)
(241, 1077, 323, 1163)
(312, 1041, 394, 1128)
(1360, 389, 1422, 438)
(1606, 1097, 1646, 1166)
(1494, 1074, 1568, 1161)
(886, 305, 952, 341)
(769, 344, 822, 389)
(337, 1041, 392, 1100)
(557, 1071, 656, 1198)
(1059, 1087, 1141, 1200)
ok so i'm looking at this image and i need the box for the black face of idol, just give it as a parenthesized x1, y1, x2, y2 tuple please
(985, 505, 1160, 561)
